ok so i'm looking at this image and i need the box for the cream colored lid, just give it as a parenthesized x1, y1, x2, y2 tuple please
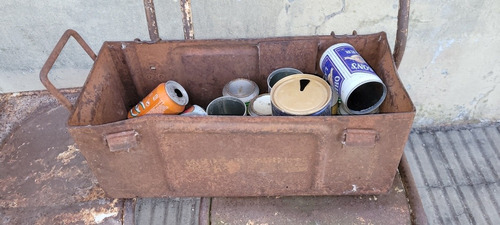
(271, 74, 332, 115)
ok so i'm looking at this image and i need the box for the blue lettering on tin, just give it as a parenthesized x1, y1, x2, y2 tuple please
(321, 55, 343, 94)
(334, 46, 376, 74)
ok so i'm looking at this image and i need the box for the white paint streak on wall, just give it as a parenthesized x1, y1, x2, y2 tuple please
(430, 39, 455, 64)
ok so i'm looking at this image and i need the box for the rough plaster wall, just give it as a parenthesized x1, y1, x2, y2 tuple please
(0, 0, 499, 127)
(399, 0, 500, 126)
(0, 0, 183, 93)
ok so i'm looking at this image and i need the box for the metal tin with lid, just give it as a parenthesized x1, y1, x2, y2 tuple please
(271, 74, 332, 116)
(248, 94, 272, 116)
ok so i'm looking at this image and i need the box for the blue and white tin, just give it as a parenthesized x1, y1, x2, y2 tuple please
(320, 43, 387, 115)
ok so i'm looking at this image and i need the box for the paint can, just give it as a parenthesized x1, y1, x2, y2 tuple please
(128, 81, 189, 118)
(267, 68, 302, 92)
(222, 78, 260, 105)
(320, 43, 387, 115)
(248, 94, 272, 116)
(271, 74, 332, 116)
(207, 96, 247, 116)
(180, 105, 207, 116)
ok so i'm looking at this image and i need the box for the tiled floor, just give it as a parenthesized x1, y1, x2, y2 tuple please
(405, 125, 500, 225)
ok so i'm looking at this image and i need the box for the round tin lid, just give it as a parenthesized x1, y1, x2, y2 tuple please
(271, 74, 332, 115)
(222, 78, 259, 103)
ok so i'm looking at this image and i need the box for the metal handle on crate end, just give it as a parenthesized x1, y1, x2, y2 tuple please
(143, 0, 161, 42)
(394, 0, 410, 68)
(40, 29, 97, 112)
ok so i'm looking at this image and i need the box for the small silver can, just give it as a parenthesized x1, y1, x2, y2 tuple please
(267, 68, 302, 92)
(206, 96, 247, 116)
(320, 43, 387, 115)
(222, 78, 260, 105)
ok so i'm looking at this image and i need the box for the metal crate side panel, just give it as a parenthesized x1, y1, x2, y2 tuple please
(68, 45, 129, 126)
(70, 111, 414, 198)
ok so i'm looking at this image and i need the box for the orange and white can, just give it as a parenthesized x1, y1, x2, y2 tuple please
(127, 81, 189, 118)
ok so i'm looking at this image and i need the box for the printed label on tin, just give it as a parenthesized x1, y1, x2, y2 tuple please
(321, 55, 344, 94)
(334, 46, 376, 74)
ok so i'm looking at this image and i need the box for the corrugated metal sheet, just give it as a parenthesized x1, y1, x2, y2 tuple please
(134, 198, 200, 225)
(405, 124, 500, 225)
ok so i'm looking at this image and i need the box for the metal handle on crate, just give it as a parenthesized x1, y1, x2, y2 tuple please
(40, 29, 97, 112)
(105, 130, 138, 152)
(394, 0, 410, 68)
(342, 129, 379, 147)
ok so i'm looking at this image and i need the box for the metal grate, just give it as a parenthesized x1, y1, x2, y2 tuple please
(134, 198, 201, 225)
(405, 124, 500, 225)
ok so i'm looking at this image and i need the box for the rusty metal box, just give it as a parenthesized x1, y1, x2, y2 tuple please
(41, 31, 414, 198)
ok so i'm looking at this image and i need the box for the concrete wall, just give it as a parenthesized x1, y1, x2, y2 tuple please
(1, 0, 499, 127)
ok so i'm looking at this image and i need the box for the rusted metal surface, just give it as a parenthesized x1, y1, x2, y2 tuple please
(143, 0, 161, 42)
(0, 97, 124, 224)
(210, 172, 412, 225)
(399, 152, 429, 225)
(38, 32, 415, 198)
(394, 0, 410, 68)
(105, 130, 138, 152)
(39, 29, 96, 112)
(342, 129, 379, 147)
(36, 0, 414, 199)
(180, 0, 195, 40)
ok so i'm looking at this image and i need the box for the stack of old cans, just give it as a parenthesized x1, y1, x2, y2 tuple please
(129, 42, 386, 118)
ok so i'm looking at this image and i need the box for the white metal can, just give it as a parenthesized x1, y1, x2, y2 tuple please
(320, 43, 387, 115)
(222, 78, 260, 105)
